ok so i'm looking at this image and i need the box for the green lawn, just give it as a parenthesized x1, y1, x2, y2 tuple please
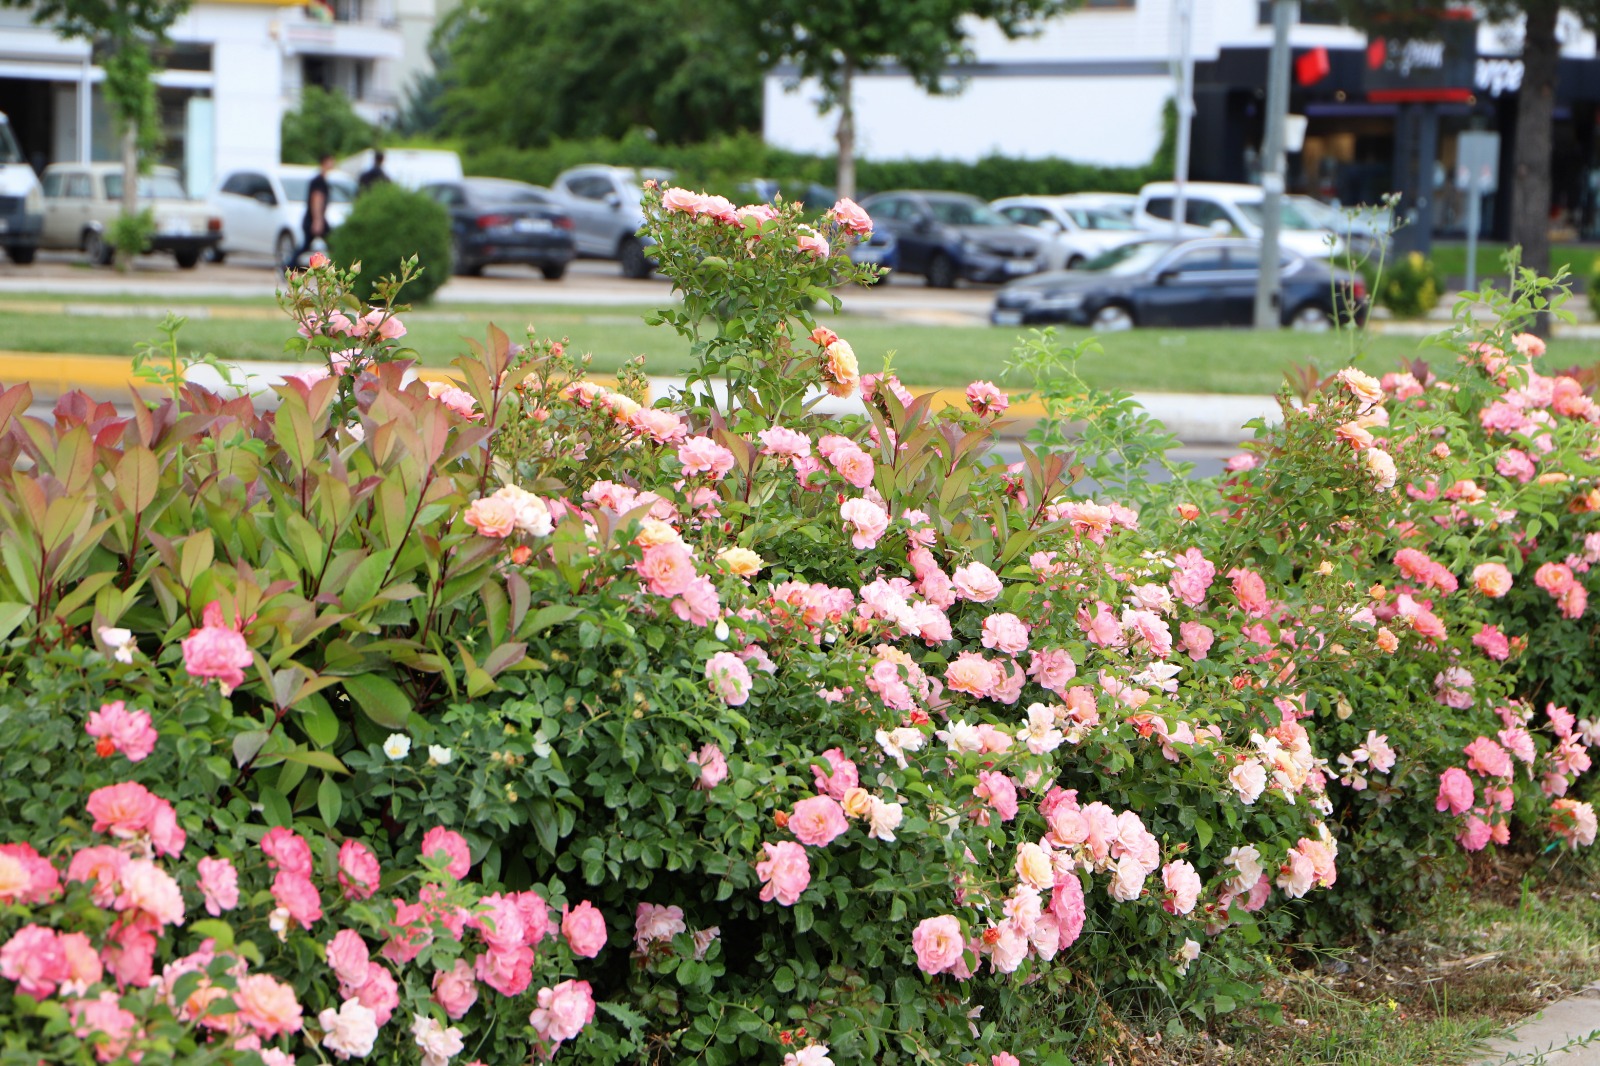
(0, 304, 1591, 395)
(1428, 241, 1599, 287)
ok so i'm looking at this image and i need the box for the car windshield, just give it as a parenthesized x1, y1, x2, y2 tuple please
(281, 175, 355, 204)
(927, 198, 1005, 226)
(102, 172, 190, 200)
(1234, 199, 1321, 230)
(1086, 240, 1173, 275)
(1066, 207, 1138, 231)
(0, 123, 21, 165)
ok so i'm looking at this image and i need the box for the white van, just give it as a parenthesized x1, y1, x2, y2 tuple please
(0, 113, 43, 264)
(339, 148, 463, 191)
(1134, 181, 1343, 259)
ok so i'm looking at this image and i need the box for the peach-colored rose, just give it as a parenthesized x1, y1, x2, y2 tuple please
(464, 496, 516, 538)
(716, 546, 763, 577)
(661, 187, 704, 214)
(1471, 562, 1513, 598)
(944, 651, 999, 697)
(235, 973, 304, 1038)
(822, 339, 859, 398)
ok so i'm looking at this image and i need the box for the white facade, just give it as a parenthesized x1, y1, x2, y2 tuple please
(761, 0, 1596, 166)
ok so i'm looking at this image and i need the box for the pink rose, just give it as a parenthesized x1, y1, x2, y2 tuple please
(529, 979, 595, 1046)
(432, 958, 479, 1020)
(420, 827, 471, 880)
(945, 651, 999, 698)
(474, 945, 533, 998)
(1535, 562, 1575, 596)
(68, 992, 139, 1061)
(827, 198, 873, 236)
(1179, 621, 1215, 660)
(705, 651, 752, 707)
(636, 542, 697, 598)
(965, 380, 1009, 416)
(351, 962, 399, 1026)
(1463, 736, 1513, 778)
(952, 562, 1003, 602)
(691, 743, 728, 789)
(974, 771, 1019, 822)
(85, 700, 158, 762)
(1161, 860, 1202, 916)
(1436, 767, 1475, 815)
(1027, 648, 1076, 694)
(661, 187, 704, 214)
(66, 845, 125, 907)
(980, 613, 1030, 655)
(562, 901, 607, 958)
(197, 856, 239, 916)
(839, 497, 890, 550)
(756, 841, 811, 906)
(796, 228, 830, 258)
(338, 840, 382, 900)
(1049, 875, 1086, 949)
(327, 929, 372, 988)
(633, 902, 686, 952)
(677, 435, 737, 478)
(829, 444, 875, 489)
(86, 782, 159, 839)
(260, 826, 313, 877)
(181, 602, 253, 694)
(272, 870, 323, 929)
(789, 795, 849, 847)
(811, 748, 858, 800)
(0, 925, 64, 998)
(464, 495, 517, 538)
(910, 914, 964, 974)
(0, 843, 58, 906)
(234, 973, 304, 1039)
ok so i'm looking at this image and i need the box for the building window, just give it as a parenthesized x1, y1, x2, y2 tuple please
(1257, 0, 1343, 25)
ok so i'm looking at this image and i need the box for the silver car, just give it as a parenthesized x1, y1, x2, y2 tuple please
(549, 164, 672, 278)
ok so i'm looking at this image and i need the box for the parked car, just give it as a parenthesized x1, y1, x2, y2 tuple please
(1134, 182, 1344, 259)
(989, 237, 1366, 332)
(0, 112, 44, 264)
(1288, 195, 1391, 258)
(848, 227, 898, 283)
(339, 148, 463, 191)
(549, 165, 673, 278)
(736, 178, 838, 209)
(421, 178, 576, 279)
(992, 194, 1144, 270)
(209, 165, 357, 267)
(40, 163, 221, 268)
(858, 190, 1044, 287)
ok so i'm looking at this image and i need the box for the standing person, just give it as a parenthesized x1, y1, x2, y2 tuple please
(287, 153, 335, 271)
(359, 148, 390, 193)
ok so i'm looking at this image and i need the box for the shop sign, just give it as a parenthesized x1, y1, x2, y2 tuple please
(1474, 58, 1524, 97)
(1365, 15, 1479, 102)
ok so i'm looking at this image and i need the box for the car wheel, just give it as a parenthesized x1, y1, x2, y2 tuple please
(1091, 304, 1135, 332)
(4, 245, 36, 265)
(1289, 303, 1333, 332)
(174, 250, 201, 270)
(451, 237, 481, 276)
(1066, 255, 1086, 270)
(540, 262, 567, 282)
(925, 253, 957, 289)
(275, 230, 298, 270)
(619, 237, 651, 279)
(207, 247, 226, 264)
(84, 230, 112, 266)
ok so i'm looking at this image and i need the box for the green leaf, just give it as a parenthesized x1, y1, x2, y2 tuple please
(0, 602, 30, 642)
(341, 674, 412, 729)
(188, 920, 235, 951)
(258, 786, 293, 828)
(523, 603, 583, 637)
(317, 774, 343, 826)
(279, 748, 350, 774)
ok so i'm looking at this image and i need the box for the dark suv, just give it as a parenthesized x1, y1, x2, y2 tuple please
(858, 191, 1044, 287)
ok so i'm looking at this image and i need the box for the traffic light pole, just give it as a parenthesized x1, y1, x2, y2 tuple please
(1254, 0, 1298, 329)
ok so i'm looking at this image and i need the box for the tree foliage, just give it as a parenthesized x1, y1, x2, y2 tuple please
(437, 0, 762, 149)
(0, 0, 185, 38)
(281, 84, 379, 165)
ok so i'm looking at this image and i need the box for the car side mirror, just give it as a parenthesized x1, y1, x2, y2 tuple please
(914, 215, 935, 233)
(254, 191, 276, 206)
(605, 192, 623, 210)
(1156, 269, 1178, 285)
(1208, 219, 1232, 236)
(1038, 218, 1063, 234)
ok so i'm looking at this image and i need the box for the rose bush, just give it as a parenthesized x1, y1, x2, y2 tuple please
(0, 185, 1592, 1064)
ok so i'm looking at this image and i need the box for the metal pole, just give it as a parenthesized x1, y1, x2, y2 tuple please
(1253, 0, 1298, 329)
(1172, 0, 1195, 240)
(1465, 171, 1480, 293)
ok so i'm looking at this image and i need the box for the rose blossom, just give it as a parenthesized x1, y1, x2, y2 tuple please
(981, 612, 1030, 655)
(789, 795, 849, 847)
(952, 562, 1003, 602)
(839, 497, 890, 550)
(463, 495, 516, 538)
(195, 856, 238, 916)
(1162, 860, 1202, 916)
(327, 929, 371, 988)
(562, 901, 607, 958)
(411, 1014, 465, 1066)
(705, 651, 753, 706)
(1472, 562, 1514, 597)
(1436, 767, 1475, 815)
(828, 197, 873, 235)
(235, 973, 303, 1038)
(690, 743, 728, 789)
(419, 827, 471, 881)
(974, 770, 1019, 822)
(811, 748, 858, 799)
(431, 959, 479, 1020)
(756, 841, 811, 905)
(85, 701, 158, 762)
(528, 979, 595, 1047)
(911, 914, 964, 974)
(338, 840, 381, 899)
(678, 435, 737, 478)
(181, 602, 252, 694)
(319, 998, 379, 1060)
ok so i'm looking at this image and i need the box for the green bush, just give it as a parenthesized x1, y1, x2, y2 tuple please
(327, 181, 452, 303)
(1588, 256, 1600, 319)
(466, 130, 1164, 202)
(1379, 251, 1441, 318)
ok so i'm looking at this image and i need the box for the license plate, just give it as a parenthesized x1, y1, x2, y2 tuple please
(992, 310, 1024, 326)
(1005, 259, 1036, 274)
(162, 219, 192, 236)
(514, 218, 552, 233)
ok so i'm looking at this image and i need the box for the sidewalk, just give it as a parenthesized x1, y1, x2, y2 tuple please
(1476, 983, 1600, 1064)
(0, 351, 1278, 446)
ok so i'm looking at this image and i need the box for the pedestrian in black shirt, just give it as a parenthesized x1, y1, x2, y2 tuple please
(287, 153, 336, 271)
(359, 149, 390, 193)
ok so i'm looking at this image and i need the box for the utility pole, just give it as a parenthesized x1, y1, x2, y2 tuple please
(1172, 0, 1195, 240)
(1253, 0, 1298, 329)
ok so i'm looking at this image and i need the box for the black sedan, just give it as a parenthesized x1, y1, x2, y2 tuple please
(989, 238, 1367, 331)
(422, 178, 577, 279)
(859, 190, 1044, 287)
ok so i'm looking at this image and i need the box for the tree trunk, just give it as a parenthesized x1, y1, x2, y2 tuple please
(1511, 0, 1558, 332)
(118, 124, 138, 272)
(835, 58, 856, 201)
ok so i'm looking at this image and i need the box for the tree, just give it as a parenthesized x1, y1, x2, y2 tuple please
(1, 0, 189, 264)
(438, 0, 762, 150)
(745, 0, 1076, 199)
(281, 85, 378, 164)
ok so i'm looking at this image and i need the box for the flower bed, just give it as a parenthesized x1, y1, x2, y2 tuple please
(0, 190, 1592, 1065)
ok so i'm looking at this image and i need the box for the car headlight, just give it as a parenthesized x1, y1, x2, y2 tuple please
(1035, 291, 1086, 310)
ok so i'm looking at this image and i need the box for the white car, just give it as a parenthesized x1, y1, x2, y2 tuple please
(1134, 181, 1343, 259)
(992, 194, 1145, 270)
(209, 165, 357, 266)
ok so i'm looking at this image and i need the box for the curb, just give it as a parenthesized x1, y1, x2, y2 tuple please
(1474, 983, 1600, 1064)
(0, 351, 1274, 446)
